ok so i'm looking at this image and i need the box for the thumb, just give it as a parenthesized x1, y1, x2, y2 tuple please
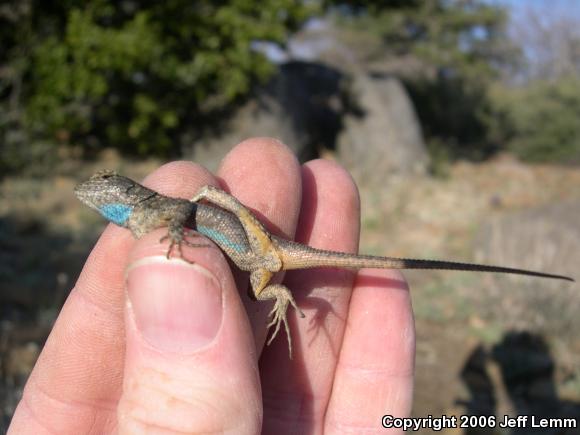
(117, 230, 262, 434)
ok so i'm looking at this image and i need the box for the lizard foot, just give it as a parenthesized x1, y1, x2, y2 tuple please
(160, 228, 209, 262)
(258, 284, 305, 358)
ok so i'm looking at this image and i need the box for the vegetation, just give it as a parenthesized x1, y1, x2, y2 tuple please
(0, 0, 313, 170)
(330, 0, 579, 164)
(490, 77, 580, 163)
(1, 0, 578, 173)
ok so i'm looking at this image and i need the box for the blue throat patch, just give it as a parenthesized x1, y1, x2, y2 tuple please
(100, 203, 133, 226)
(197, 225, 245, 253)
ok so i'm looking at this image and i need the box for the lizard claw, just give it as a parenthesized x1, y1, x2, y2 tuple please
(160, 234, 176, 259)
(260, 284, 304, 358)
(266, 299, 290, 357)
(159, 229, 205, 263)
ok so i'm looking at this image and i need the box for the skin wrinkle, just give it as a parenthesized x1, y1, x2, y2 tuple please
(60, 302, 123, 370)
(65, 284, 123, 325)
(17, 298, 123, 434)
(335, 363, 415, 380)
(263, 401, 314, 429)
(120, 358, 255, 430)
(121, 367, 248, 434)
(325, 418, 387, 434)
(29, 359, 119, 412)
(24, 375, 113, 435)
(126, 256, 221, 284)
(122, 391, 226, 432)
(125, 421, 208, 435)
(32, 289, 124, 391)
(19, 394, 59, 435)
(124, 363, 246, 401)
(73, 225, 131, 312)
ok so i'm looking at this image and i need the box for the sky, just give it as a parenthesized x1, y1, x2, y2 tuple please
(494, 0, 580, 12)
(490, 0, 580, 26)
(487, 0, 580, 80)
(255, 0, 580, 73)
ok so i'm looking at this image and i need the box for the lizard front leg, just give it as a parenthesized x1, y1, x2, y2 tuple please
(250, 269, 305, 358)
(160, 220, 209, 261)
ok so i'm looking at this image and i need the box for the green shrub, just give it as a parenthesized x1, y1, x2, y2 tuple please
(490, 77, 580, 163)
(1, 0, 313, 160)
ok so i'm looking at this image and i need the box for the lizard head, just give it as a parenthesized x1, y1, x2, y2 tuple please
(74, 170, 143, 227)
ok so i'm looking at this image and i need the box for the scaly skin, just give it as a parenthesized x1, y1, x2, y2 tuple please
(75, 171, 574, 357)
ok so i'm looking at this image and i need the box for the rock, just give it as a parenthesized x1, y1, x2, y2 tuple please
(337, 72, 429, 185)
(187, 63, 429, 185)
(188, 61, 345, 171)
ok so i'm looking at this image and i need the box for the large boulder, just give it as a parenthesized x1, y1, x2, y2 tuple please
(188, 62, 430, 185)
(188, 61, 344, 171)
(337, 72, 429, 185)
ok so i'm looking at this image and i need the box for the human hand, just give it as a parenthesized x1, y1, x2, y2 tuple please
(10, 138, 414, 434)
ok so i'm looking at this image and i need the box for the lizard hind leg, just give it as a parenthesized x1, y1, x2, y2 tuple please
(257, 283, 305, 359)
(191, 185, 274, 258)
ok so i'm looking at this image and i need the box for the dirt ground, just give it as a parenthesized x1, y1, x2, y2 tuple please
(1, 151, 579, 432)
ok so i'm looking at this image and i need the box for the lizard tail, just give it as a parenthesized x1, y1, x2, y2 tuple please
(276, 240, 574, 282)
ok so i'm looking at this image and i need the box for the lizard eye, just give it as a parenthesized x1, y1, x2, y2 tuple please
(92, 169, 117, 180)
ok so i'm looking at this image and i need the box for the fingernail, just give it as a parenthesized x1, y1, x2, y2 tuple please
(126, 258, 223, 353)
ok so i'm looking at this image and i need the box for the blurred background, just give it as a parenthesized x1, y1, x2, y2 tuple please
(1, 0, 579, 432)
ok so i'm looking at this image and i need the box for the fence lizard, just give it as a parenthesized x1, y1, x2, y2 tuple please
(75, 170, 574, 357)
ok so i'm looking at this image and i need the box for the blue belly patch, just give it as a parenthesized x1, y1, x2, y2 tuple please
(197, 225, 245, 253)
(100, 203, 133, 226)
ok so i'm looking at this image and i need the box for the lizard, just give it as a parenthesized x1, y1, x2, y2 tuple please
(74, 170, 574, 357)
